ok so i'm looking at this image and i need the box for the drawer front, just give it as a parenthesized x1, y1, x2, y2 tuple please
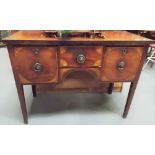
(59, 46, 103, 67)
(101, 47, 144, 81)
(14, 47, 58, 83)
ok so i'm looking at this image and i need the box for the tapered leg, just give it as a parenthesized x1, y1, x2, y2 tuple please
(32, 85, 37, 97)
(16, 84, 28, 124)
(108, 83, 114, 94)
(123, 82, 138, 118)
(8, 48, 28, 124)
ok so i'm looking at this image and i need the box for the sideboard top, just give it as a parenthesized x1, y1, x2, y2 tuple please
(3, 30, 154, 46)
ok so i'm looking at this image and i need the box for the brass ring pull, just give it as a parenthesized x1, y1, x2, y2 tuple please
(117, 61, 126, 70)
(33, 62, 43, 72)
(76, 54, 86, 64)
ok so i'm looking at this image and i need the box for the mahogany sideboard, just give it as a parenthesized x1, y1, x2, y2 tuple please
(3, 30, 154, 124)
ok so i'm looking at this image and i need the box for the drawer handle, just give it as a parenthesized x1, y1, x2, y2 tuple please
(76, 54, 86, 64)
(33, 62, 43, 72)
(33, 48, 40, 55)
(117, 61, 126, 70)
(121, 48, 128, 55)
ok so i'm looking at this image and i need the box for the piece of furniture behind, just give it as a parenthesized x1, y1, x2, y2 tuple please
(0, 30, 11, 47)
(143, 44, 155, 69)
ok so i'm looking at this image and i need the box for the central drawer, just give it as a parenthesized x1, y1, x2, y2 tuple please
(59, 46, 103, 68)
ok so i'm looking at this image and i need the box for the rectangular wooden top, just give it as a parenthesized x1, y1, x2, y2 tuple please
(3, 30, 154, 46)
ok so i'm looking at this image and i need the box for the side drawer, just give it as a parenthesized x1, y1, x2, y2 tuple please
(101, 47, 144, 81)
(13, 46, 58, 83)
